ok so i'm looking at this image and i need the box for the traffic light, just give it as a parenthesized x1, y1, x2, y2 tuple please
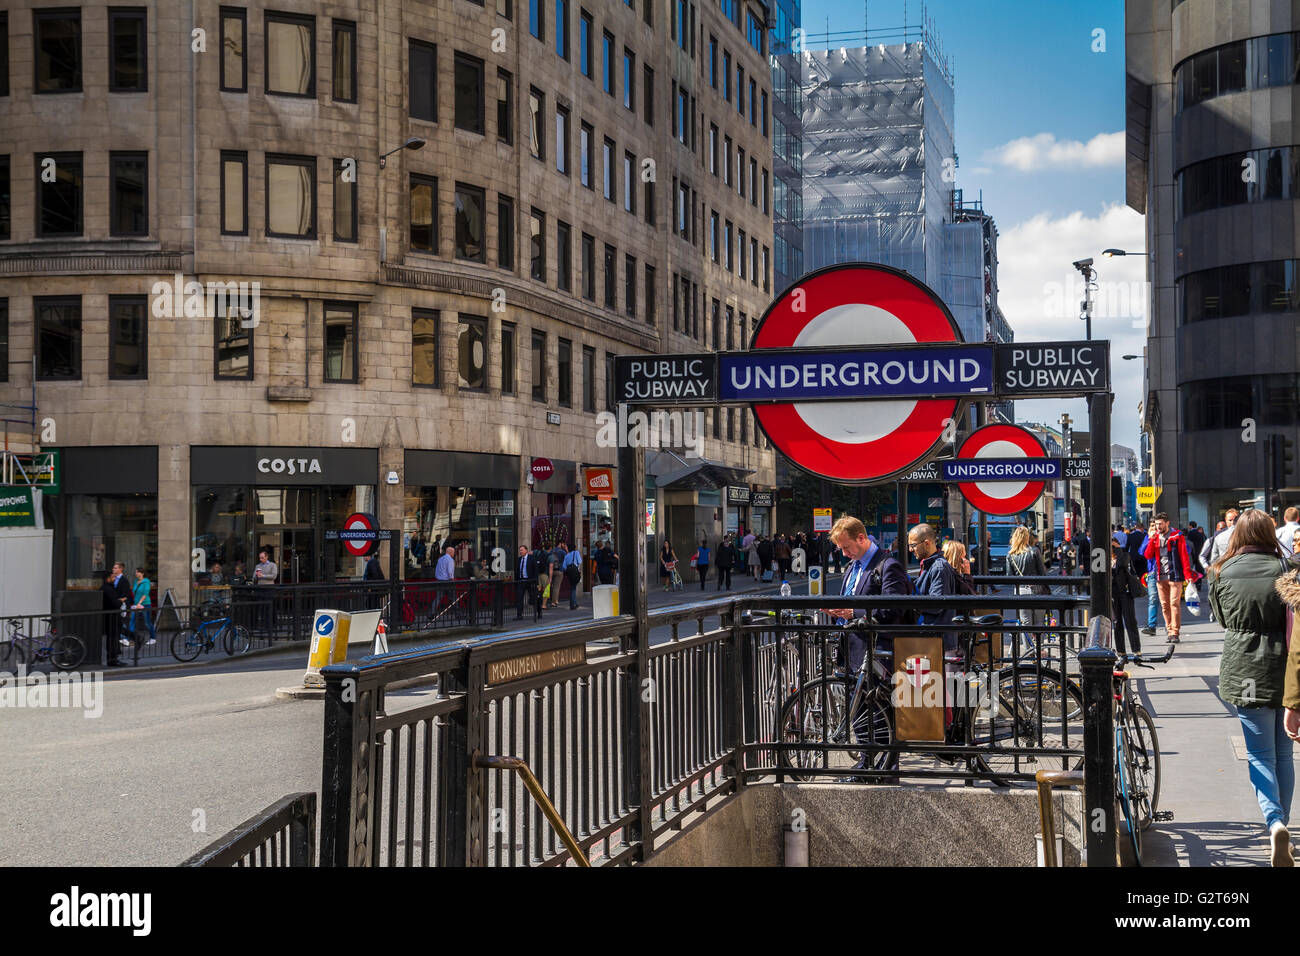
(1271, 434, 1296, 492)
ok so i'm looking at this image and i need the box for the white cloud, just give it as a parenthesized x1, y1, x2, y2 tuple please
(987, 131, 1125, 171)
(994, 202, 1148, 453)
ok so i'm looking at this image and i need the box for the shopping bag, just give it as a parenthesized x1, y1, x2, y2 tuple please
(1183, 579, 1200, 616)
(690, 552, 698, 568)
(543, 582, 551, 600)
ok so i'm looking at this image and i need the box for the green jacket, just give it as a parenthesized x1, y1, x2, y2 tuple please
(1272, 569, 1300, 710)
(1208, 552, 1290, 708)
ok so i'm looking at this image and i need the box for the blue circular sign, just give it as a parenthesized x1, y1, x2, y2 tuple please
(314, 614, 335, 637)
(809, 567, 822, 580)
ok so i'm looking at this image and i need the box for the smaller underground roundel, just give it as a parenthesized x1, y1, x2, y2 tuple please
(342, 512, 377, 557)
(954, 424, 1049, 516)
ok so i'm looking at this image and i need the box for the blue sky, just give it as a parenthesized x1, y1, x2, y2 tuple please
(799, 0, 1147, 451)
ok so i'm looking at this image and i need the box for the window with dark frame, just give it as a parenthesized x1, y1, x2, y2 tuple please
(603, 243, 616, 309)
(583, 345, 596, 412)
(498, 0, 513, 20)
(644, 179, 654, 225)
(35, 9, 81, 93)
(265, 11, 315, 97)
(556, 105, 570, 174)
(605, 353, 616, 411)
(108, 296, 147, 380)
(410, 39, 437, 121)
(532, 330, 546, 402)
(324, 303, 358, 383)
(410, 174, 438, 252)
(558, 338, 572, 407)
(497, 194, 515, 270)
(36, 152, 83, 237)
(529, 87, 545, 159)
(0, 156, 7, 240)
(0, 300, 7, 383)
(332, 20, 356, 102)
(603, 137, 615, 201)
(334, 158, 357, 242)
(265, 154, 316, 239)
(645, 264, 656, 325)
(501, 322, 516, 393)
(530, 0, 544, 41)
(0, 13, 8, 97)
(220, 7, 246, 92)
(644, 65, 654, 125)
(557, 219, 572, 291)
(623, 48, 634, 110)
(35, 297, 81, 380)
(109, 8, 147, 92)
(580, 122, 593, 188)
(454, 52, 486, 134)
(214, 305, 252, 380)
(412, 309, 439, 387)
(530, 208, 545, 282)
(579, 10, 592, 77)
(602, 31, 614, 95)
(555, 0, 569, 59)
(457, 314, 487, 391)
(581, 233, 595, 300)
(454, 182, 486, 262)
(624, 254, 636, 317)
(497, 69, 513, 143)
(221, 151, 247, 235)
(623, 151, 635, 212)
(110, 152, 147, 237)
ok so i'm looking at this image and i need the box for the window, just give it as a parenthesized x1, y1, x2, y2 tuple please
(0, 157, 8, 240)
(0, 300, 7, 382)
(558, 338, 572, 407)
(749, 157, 757, 204)
(750, 237, 758, 285)
(676, 87, 688, 144)
(582, 233, 595, 300)
(579, 10, 593, 77)
(761, 245, 770, 292)
(37, 152, 82, 237)
(497, 69, 513, 143)
(501, 322, 516, 393)
(580, 122, 593, 188)
(737, 66, 744, 114)
(709, 34, 717, 87)
(410, 40, 437, 121)
(454, 183, 486, 262)
(644, 179, 655, 225)
(221, 151, 247, 235)
(555, 0, 569, 59)
(737, 147, 745, 195)
(110, 152, 148, 236)
(643, 0, 652, 26)
(532, 331, 546, 402)
(583, 346, 596, 412)
(603, 138, 615, 201)
(498, 194, 515, 270)
(410, 174, 438, 252)
(761, 168, 769, 214)
(724, 219, 733, 270)
(458, 315, 487, 390)
(723, 50, 731, 101)
(625, 254, 636, 317)
(557, 220, 572, 291)
(672, 273, 680, 330)
(623, 49, 634, 110)
(324, 303, 358, 383)
(334, 158, 357, 241)
(109, 8, 147, 92)
(711, 301, 722, 350)
(723, 136, 732, 184)
(606, 353, 616, 410)
(709, 210, 718, 261)
(529, 88, 545, 159)
(604, 243, 616, 309)
(749, 79, 756, 124)
(602, 31, 614, 95)
(412, 309, 439, 387)
(454, 52, 485, 134)
(266, 155, 316, 238)
(556, 106, 570, 174)
(747, 9, 763, 52)
(332, 20, 356, 102)
(109, 296, 147, 380)
(35, 9, 81, 93)
(0, 13, 8, 97)
(677, 180, 689, 238)
(644, 65, 654, 125)
(530, 208, 545, 281)
(726, 309, 734, 350)
(266, 12, 315, 97)
(213, 303, 253, 380)
(36, 297, 81, 380)
(530, 0, 544, 41)
(645, 264, 656, 325)
(623, 152, 635, 212)
(220, 8, 246, 92)
(709, 124, 718, 175)
(761, 90, 768, 136)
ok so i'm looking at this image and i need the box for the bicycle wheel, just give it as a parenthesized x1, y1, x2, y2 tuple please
(49, 635, 86, 670)
(1128, 704, 1161, 830)
(223, 623, 251, 656)
(0, 638, 26, 669)
(1117, 724, 1143, 865)
(971, 666, 1084, 786)
(170, 628, 204, 662)
(777, 677, 893, 779)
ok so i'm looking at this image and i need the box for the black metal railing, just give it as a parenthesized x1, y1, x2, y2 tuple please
(181, 792, 316, 867)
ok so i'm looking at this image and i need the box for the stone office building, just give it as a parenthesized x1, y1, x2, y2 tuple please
(0, 0, 776, 604)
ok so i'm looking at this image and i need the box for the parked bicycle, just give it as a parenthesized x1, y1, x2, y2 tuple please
(170, 607, 251, 662)
(0, 618, 87, 671)
(1114, 643, 1174, 866)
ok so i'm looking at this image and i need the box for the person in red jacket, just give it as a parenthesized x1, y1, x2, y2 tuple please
(1143, 511, 1202, 643)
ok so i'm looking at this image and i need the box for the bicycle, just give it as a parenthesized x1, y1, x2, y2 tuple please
(170, 609, 251, 662)
(1, 618, 87, 670)
(1114, 643, 1174, 866)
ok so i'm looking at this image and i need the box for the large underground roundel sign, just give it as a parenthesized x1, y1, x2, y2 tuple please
(341, 512, 378, 557)
(750, 263, 965, 483)
(954, 424, 1049, 516)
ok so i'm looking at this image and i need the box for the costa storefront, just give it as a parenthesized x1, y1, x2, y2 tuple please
(190, 446, 377, 584)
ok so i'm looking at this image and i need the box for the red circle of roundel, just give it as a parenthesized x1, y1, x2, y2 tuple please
(751, 263, 963, 484)
(955, 424, 1049, 516)
(343, 511, 376, 557)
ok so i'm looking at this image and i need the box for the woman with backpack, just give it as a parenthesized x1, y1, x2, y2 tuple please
(1209, 508, 1294, 866)
(693, 537, 711, 590)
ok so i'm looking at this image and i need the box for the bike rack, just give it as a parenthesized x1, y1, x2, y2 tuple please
(1034, 768, 1084, 867)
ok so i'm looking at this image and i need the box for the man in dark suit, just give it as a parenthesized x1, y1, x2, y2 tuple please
(515, 545, 541, 621)
(101, 561, 133, 666)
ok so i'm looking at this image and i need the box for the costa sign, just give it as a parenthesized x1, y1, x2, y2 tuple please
(749, 263, 968, 483)
(530, 458, 555, 481)
(951, 424, 1051, 516)
(257, 456, 322, 476)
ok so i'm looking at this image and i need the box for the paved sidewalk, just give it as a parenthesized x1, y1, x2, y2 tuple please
(1134, 601, 1297, 867)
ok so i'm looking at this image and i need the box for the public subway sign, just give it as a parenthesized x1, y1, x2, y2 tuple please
(993, 343, 1108, 395)
(614, 355, 717, 404)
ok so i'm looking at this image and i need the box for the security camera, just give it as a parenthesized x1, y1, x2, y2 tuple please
(1072, 258, 1094, 272)
(525, 473, 535, 486)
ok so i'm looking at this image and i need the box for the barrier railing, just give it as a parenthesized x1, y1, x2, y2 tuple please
(181, 792, 316, 867)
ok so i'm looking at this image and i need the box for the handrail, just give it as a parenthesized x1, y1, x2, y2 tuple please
(181, 792, 316, 867)
(473, 753, 592, 867)
(1035, 769, 1085, 867)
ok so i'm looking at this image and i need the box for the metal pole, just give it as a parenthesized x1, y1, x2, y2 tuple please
(976, 401, 988, 576)
(896, 480, 906, 569)
(1078, 616, 1116, 866)
(616, 435, 651, 858)
(1089, 393, 1112, 619)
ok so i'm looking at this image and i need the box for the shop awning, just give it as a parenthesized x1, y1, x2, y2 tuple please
(649, 451, 754, 491)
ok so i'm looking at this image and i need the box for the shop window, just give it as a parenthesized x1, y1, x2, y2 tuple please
(324, 303, 358, 383)
(266, 11, 315, 97)
(458, 314, 487, 391)
(109, 296, 147, 380)
(412, 308, 439, 387)
(68, 494, 158, 589)
(35, 296, 81, 381)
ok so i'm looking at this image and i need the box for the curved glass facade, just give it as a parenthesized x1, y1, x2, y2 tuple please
(1175, 145, 1300, 218)
(1182, 374, 1300, 431)
(1174, 32, 1300, 113)
(1177, 259, 1300, 324)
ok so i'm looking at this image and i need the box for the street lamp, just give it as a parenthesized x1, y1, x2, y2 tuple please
(1121, 355, 1141, 360)
(1102, 248, 1148, 258)
(378, 137, 427, 169)
(1073, 258, 1096, 340)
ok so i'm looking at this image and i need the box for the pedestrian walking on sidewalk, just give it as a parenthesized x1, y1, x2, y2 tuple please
(693, 538, 711, 590)
(659, 540, 677, 590)
(1109, 536, 1142, 656)
(716, 534, 735, 590)
(1277, 507, 1300, 558)
(1210, 509, 1295, 865)
(1143, 512, 1201, 643)
(745, 534, 760, 578)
